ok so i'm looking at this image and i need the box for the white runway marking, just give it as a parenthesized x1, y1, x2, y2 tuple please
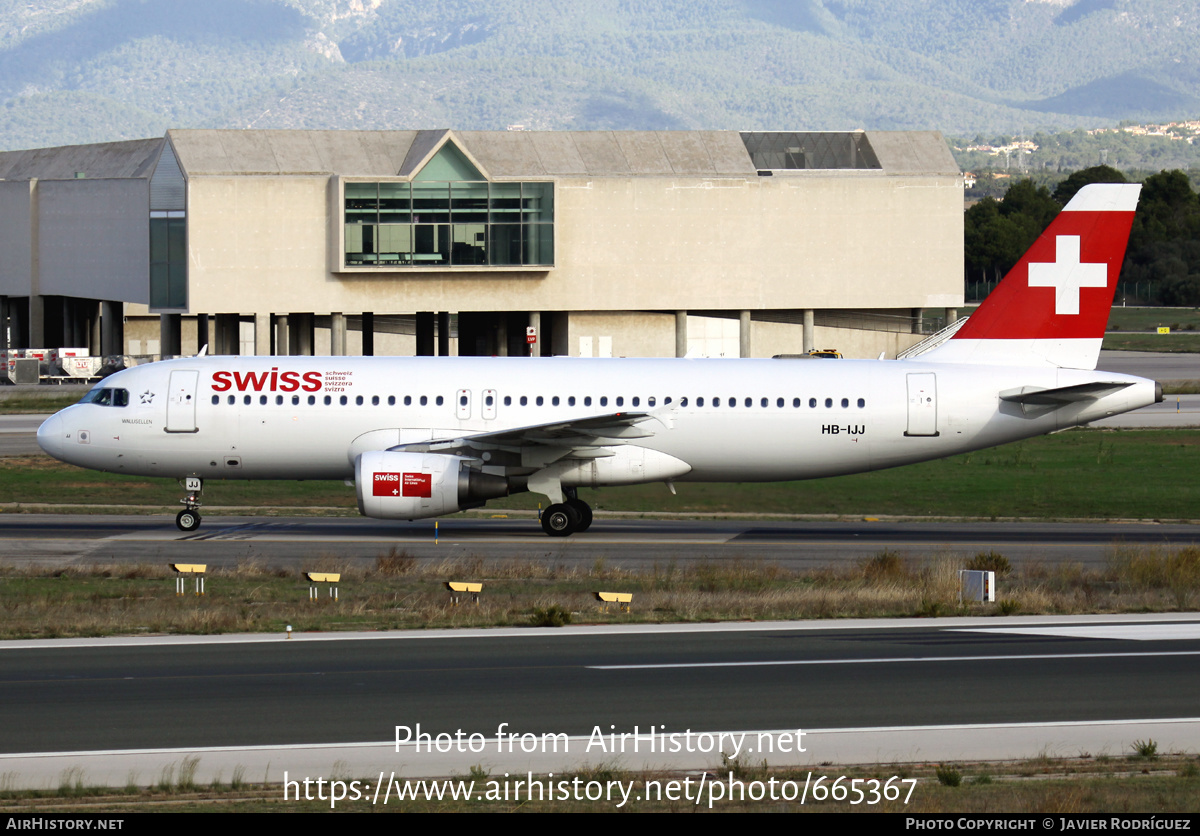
(955, 623, 1200, 641)
(588, 649, 1200, 671)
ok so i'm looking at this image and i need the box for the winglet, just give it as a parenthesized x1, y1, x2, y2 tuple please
(925, 182, 1140, 370)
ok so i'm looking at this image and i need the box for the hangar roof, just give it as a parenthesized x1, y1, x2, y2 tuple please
(0, 138, 163, 181)
(164, 129, 959, 179)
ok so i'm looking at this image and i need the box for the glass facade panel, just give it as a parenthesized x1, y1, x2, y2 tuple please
(522, 182, 554, 222)
(345, 182, 377, 224)
(345, 175, 552, 268)
(377, 224, 413, 263)
(150, 216, 187, 309)
(451, 182, 488, 223)
(489, 182, 522, 223)
(524, 224, 553, 266)
(412, 182, 450, 224)
(451, 223, 487, 265)
(489, 224, 521, 265)
(379, 182, 411, 223)
(413, 224, 450, 265)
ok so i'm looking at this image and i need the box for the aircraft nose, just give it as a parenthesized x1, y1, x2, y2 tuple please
(37, 414, 64, 460)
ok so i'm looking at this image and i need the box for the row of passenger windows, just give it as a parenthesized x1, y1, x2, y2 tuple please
(211, 393, 868, 409)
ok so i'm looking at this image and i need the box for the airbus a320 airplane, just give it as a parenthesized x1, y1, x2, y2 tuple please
(38, 183, 1158, 537)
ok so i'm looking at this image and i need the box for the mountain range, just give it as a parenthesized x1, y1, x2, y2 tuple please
(1, 0, 1198, 150)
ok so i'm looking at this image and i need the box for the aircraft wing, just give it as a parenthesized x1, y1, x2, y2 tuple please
(389, 411, 662, 464)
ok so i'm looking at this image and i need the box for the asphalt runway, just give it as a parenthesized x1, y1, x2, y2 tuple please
(1097, 348, 1199, 379)
(2, 513, 1198, 567)
(0, 414, 45, 455)
(2, 616, 1199, 788)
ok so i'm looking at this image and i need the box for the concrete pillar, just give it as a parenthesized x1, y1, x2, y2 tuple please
(496, 314, 508, 357)
(330, 312, 346, 356)
(101, 301, 123, 356)
(416, 312, 435, 356)
(802, 309, 815, 354)
(219, 313, 243, 355)
(275, 314, 289, 357)
(0, 296, 8, 354)
(946, 308, 959, 326)
(437, 312, 450, 356)
(89, 302, 101, 356)
(739, 310, 751, 358)
(254, 313, 271, 356)
(159, 314, 182, 358)
(912, 308, 925, 335)
(528, 311, 541, 357)
(675, 311, 688, 358)
(196, 314, 210, 354)
(361, 312, 374, 356)
(28, 296, 44, 348)
(62, 301, 75, 348)
(289, 313, 314, 356)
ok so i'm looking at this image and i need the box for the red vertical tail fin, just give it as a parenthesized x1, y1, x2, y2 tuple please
(927, 183, 1140, 369)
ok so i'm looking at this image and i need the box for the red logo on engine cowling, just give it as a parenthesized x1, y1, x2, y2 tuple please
(373, 472, 402, 497)
(210, 369, 323, 393)
(403, 473, 432, 498)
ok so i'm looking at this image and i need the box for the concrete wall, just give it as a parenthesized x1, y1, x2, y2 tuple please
(182, 170, 962, 317)
(0, 181, 32, 296)
(37, 179, 149, 303)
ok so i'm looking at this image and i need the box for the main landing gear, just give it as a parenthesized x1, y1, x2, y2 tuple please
(176, 476, 203, 532)
(540, 492, 593, 537)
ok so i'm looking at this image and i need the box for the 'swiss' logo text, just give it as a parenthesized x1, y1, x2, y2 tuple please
(211, 368, 323, 393)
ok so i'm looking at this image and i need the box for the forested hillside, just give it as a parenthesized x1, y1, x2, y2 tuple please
(0, 0, 1198, 149)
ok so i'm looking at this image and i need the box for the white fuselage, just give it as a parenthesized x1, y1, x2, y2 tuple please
(37, 355, 1157, 486)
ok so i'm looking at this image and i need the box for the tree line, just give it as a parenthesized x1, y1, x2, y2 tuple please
(965, 166, 1200, 306)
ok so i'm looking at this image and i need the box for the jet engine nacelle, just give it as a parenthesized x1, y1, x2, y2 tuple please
(355, 451, 509, 520)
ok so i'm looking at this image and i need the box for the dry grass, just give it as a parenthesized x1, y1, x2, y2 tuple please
(3, 753, 1199, 812)
(1, 547, 1199, 639)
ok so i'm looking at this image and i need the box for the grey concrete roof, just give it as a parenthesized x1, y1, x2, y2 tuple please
(161, 129, 958, 178)
(866, 131, 959, 175)
(0, 138, 162, 181)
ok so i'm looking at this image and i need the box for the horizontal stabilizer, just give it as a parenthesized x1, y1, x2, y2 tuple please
(999, 381, 1133, 406)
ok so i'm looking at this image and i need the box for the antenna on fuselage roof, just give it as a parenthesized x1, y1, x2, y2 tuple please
(197, 344, 208, 357)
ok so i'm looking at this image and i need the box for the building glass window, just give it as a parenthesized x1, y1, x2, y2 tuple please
(344, 144, 553, 269)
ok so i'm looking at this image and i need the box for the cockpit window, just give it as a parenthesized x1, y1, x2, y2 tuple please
(79, 387, 128, 407)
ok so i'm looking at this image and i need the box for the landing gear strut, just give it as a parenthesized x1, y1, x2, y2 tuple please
(176, 476, 203, 532)
(540, 491, 593, 537)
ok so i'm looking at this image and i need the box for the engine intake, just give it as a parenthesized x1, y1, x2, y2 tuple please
(356, 451, 509, 520)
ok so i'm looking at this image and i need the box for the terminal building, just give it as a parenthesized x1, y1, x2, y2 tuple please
(0, 128, 964, 361)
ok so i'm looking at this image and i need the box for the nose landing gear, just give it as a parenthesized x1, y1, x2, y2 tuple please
(176, 476, 203, 532)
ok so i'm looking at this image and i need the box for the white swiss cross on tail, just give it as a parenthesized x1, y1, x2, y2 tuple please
(1027, 235, 1108, 316)
(929, 182, 1141, 370)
